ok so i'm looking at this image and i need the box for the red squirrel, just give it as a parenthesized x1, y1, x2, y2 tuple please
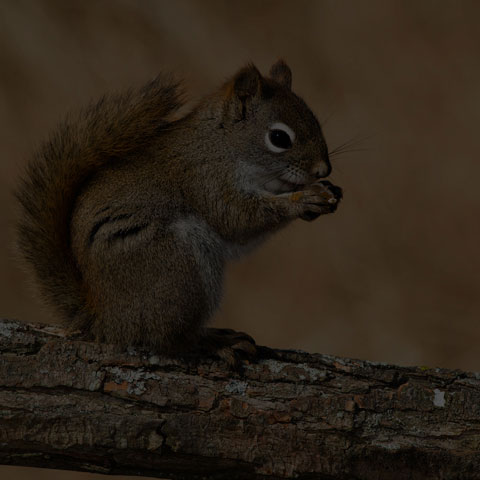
(16, 60, 342, 365)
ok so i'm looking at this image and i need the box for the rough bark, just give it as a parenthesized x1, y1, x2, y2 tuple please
(1, 318, 480, 479)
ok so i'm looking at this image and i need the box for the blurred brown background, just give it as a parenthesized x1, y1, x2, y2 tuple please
(1, 0, 480, 478)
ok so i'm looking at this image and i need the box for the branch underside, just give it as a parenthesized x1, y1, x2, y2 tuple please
(1, 318, 480, 479)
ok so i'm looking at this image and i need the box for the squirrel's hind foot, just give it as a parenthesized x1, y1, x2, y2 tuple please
(201, 327, 257, 369)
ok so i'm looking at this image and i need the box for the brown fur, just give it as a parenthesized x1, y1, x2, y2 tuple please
(16, 61, 342, 361)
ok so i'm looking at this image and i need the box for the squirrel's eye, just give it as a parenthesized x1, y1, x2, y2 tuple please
(265, 122, 295, 153)
(270, 130, 292, 149)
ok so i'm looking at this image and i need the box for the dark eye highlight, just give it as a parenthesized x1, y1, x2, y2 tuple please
(269, 129, 292, 150)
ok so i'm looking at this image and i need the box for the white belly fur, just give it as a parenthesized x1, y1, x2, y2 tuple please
(170, 216, 261, 314)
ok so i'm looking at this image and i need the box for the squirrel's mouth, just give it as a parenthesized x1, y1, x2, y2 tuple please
(264, 178, 305, 194)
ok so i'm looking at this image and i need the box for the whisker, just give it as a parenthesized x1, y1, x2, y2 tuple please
(262, 169, 286, 183)
(319, 107, 338, 127)
(282, 170, 297, 184)
(328, 134, 372, 158)
(259, 166, 288, 188)
(329, 147, 370, 158)
(329, 140, 359, 155)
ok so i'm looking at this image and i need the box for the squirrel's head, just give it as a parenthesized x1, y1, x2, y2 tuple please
(217, 60, 331, 194)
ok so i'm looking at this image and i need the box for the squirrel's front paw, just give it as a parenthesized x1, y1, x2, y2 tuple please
(291, 180, 343, 221)
(201, 328, 256, 369)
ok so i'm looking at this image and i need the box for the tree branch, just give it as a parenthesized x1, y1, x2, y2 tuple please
(1, 318, 480, 479)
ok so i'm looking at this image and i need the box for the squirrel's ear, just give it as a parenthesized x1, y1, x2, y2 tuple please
(269, 60, 292, 90)
(224, 64, 263, 122)
(232, 64, 263, 100)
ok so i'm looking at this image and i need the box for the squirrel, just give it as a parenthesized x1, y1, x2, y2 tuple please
(16, 60, 342, 366)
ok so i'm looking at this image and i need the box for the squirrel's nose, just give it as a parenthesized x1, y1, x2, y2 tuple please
(313, 161, 331, 179)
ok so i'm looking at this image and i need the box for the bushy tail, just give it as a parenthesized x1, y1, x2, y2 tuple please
(16, 75, 184, 325)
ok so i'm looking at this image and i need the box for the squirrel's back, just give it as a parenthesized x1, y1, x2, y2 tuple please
(16, 75, 184, 325)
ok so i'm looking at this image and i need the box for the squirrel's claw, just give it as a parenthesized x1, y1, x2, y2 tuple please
(201, 327, 257, 369)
